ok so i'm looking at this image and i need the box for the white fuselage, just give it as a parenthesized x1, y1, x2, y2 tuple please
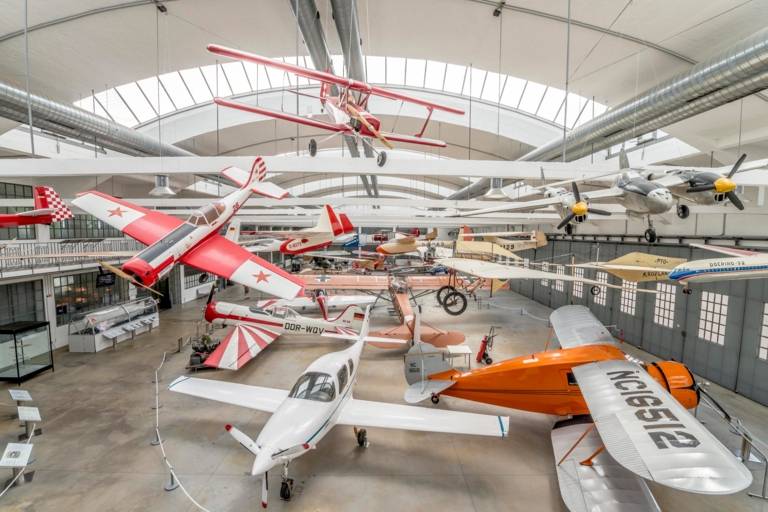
(256, 295, 376, 314)
(669, 255, 768, 284)
(207, 301, 359, 335)
(249, 342, 363, 475)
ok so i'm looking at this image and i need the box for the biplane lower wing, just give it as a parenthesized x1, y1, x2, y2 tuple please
(215, 97, 349, 133)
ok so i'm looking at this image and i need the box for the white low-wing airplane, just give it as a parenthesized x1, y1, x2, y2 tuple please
(169, 307, 509, 507)
(69, 158, 304, 299)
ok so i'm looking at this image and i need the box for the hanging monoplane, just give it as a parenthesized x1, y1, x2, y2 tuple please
(70, 158, 304, 299)
(404, 305, 752, 510)
(207, 44, 465, 166)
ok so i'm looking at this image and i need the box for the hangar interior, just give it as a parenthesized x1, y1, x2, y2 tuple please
(1, 1, 768, 511)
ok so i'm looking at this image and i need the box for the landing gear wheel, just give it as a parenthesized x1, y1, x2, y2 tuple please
(308, 138, 318, 157)
(564, 224, 574, 236)
(377, 151, 387, 167)
(590, 285, 601, 296)
(442, 291, 468, 316)
(436, 285, 456, 305)
(683, 288, 693, 295)
(484, 356, 493, 364)
(280, 479, 294, 501)
(356, 428, 368, 448)
(644, 228, 657, 244)
(430, 394, 440, 404)
(676, 204, 690, 219)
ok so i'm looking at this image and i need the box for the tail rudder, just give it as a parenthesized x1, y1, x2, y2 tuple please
(222, 157, 289, 199)
(35, 186, 73, 222)
(244, 156, 267, 189)
(316, 205, 344, 236)
(339, 213, 354, 234)
(357, 306, 372, 343)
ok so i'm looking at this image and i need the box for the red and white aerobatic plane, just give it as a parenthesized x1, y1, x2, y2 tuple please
(207, 44, 465, 165)
(71, 158, 304, 299)
(0, 186, 73, 228)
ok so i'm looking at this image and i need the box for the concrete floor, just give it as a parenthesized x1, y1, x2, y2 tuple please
(2, 286, 768, 511)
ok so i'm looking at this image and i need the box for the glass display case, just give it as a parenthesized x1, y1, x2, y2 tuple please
(68, 297, 159, 352)
(0, 321, 53, 383)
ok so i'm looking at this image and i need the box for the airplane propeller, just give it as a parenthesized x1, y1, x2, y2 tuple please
(345, 104, 394, 150)
(98, 260, 163, 297)
(685, 153, 747, 210)
(556, 182, 612, 230)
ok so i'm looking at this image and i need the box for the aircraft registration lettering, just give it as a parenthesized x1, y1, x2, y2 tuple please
(607, 369, 701, 450)
(284, 323, 325, 335)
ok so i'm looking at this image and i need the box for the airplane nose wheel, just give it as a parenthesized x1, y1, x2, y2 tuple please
(377, 151, 387, 167)
(308, 138, 318, 157)
(354, 427, 369, 448)
(280, 462, 293, 501)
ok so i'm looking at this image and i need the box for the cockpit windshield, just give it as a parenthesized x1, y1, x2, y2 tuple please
(288, 372, 336, 402)
(187, 202, 226, 226)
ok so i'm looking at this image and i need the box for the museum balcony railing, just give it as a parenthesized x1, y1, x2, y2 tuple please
(0, 238, 143, 277)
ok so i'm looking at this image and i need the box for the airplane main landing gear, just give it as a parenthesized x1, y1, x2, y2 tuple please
(377, 151, 387, 167)
(442, 291, 468, 316)
(676, 204, 690, 219)
(354, 427, 369, 448)
(436, 285, 456, 305)
(280, 462, 294, 501)
(644, 218, 657, 243)
(308, 138, 318, 157)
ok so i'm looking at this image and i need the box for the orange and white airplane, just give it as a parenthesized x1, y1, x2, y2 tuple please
(405, 305, 752, 510)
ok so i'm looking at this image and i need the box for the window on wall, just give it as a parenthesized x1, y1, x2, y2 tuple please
(0, 182, 35, 241)
(50, 214, 123, 239)
(594, 272, 608, 306)
(572, 267, 584, 298)
(653, 283, 676, 328)
(540, 262, 549, 287)
(698, 291, 728, 345)
(620, 280, 637, 315)
(554, 265, 564, 292)
(53, 271, 128, 325)
(523, 258, 530, 268)
(759, 303, 768, 360)
(0, 280, 44, 325)
(184, 266, 216, 289)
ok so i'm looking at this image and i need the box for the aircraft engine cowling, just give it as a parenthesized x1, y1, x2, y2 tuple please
(645, 360, 699, 410)
(121, 257, 161, 287)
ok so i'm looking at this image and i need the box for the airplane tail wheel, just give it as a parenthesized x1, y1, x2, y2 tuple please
(676, 204, 690, 219)
(356, 428, 368, 447)
(377, 151, 387, 167)
(644, 228, 657, 243)
(564, 224, 574, 236)
(280, 479, 293, 500)
(590, 285, 601, 296)
(308, 138, 318, 157)
(436, 285, 456, 305)
(442, 291, 468, 316)
(484, 357, 493, 364)
(430, 394, 440, 404)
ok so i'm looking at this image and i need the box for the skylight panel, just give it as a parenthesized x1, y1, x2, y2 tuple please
(517, 81, 547, 113)
(282, 57, 309, 85)
(74, 96, 95, 114)
(200, 65, 233, 96)
(331, 54, 345, 75)
(263, 64, 291, 89)
(137, 77, 176, 115)
(386, 57, 405, 85)
(405, 58, 426, 87)
(555, 93, 587, 127)
(424, 60, 446, 90)
(537, 87, 565, 120)
(366, 56, 386, 83)
(499, 76, 526, 107)
(222, 62, 252, 93)
(572, 99, 593, 127)
(462, 67, 486, 97)
(179, 68, 213, 103)
(159, 72, 194, 109)
(443, 64, 466, 93)
(242, 62, 271, 90)
(593, 101, 608, 117)
(99, 89, 137, 126)
(116, 83, 156, 122)
(480, 71, 502, 102)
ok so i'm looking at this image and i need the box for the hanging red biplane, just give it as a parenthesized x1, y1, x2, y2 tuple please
(207, 44, 465, 166)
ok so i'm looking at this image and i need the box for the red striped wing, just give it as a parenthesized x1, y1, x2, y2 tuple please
(204, 324, 281, 370)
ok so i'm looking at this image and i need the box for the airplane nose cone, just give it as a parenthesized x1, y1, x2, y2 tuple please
(714, 177, 736, 194)
(648, 188, 673, 212)
(251, 449, 276, 476)
(571, 201, 588, 217)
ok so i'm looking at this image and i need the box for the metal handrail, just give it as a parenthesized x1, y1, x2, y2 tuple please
(0, 238, 143, 275)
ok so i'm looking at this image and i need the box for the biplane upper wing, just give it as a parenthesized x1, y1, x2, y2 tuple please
(436, 258, 657, 294)
(549, 305, 617, 348)
(208, 44, 464, 115)
(573, 359, 752, 494)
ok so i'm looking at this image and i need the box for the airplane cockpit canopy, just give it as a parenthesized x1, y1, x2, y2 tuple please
(188, 202, 227, 226)
(288, 372, 336, 402)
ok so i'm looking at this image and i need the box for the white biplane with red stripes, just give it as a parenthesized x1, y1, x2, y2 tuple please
(0, 186, 73, 228)
(70, 158, 304, 299)
(208, 44, 465, 165)
(202, 289, 405, 370)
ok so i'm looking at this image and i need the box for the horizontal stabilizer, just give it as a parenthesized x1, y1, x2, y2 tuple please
(404, 380, 456, 404)
(222, 165, 289, 199)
